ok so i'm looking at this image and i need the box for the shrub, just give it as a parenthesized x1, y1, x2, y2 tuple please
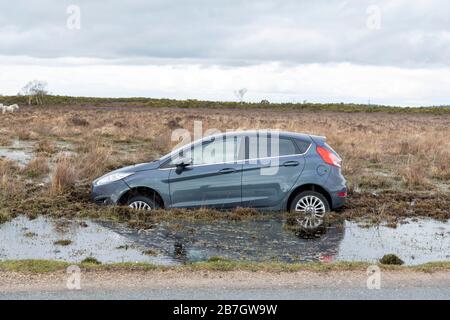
(379, 254, 404, 265)
(81, 257, 101, 265)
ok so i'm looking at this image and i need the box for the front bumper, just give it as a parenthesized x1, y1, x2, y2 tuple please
(91, 179, 131, 205)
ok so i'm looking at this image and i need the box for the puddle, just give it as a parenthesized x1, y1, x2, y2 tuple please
(0, 139, 34, 165)
(0, 216, 448, 265)
(0, 149, 32, 165)
(0, 216, 176, 265)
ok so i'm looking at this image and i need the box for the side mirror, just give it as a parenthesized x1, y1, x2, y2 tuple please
(174, 157, 192, 167)
(174, 157, 192, 174)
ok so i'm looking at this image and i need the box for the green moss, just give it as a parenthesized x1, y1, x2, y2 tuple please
(0, 260, 70, 273)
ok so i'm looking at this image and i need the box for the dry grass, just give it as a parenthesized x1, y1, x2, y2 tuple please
(2, 105, 450, 192)
(0, 103, 448, 221)
(75, 139, 113, 181)
(0, 135, 12, 146)
(34, 140, 55, 154)
(50, 156, 78, 195)
(0, 159, 21, 200)
(23, 155, 50, 178)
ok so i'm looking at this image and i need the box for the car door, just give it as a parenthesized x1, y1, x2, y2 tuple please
(168, 135, 245, 209)
(241, 134, 305, 208)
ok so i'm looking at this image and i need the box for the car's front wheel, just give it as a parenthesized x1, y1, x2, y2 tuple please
(127, 195, 157, 211)
(290, 191, 330, 229)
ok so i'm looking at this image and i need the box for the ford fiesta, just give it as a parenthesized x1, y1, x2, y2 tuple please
(92, 131, 347, 228)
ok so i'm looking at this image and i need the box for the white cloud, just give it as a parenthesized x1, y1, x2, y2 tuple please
(0, 0, 449, 104)
(1, 57, 449, 106)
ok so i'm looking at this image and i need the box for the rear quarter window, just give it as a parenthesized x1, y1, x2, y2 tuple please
(295, 139, 311, 154)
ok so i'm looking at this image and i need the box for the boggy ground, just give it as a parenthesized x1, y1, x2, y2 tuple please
(0, 103, 449, 226)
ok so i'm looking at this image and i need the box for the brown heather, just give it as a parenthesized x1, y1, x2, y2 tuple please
(0, 103, 448, 221)
(0, 105, 449, 192)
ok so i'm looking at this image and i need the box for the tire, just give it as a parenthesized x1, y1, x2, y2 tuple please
(127, 195, 158, 211)
(289, 191, 330, 229)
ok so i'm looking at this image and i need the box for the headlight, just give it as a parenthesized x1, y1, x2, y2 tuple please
(95, 172, 134, 186)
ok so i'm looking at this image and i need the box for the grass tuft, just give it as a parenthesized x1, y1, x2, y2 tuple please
(53, 239, 72, 246)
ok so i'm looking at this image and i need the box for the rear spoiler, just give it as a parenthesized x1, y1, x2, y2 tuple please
(308, 134, 326, 146)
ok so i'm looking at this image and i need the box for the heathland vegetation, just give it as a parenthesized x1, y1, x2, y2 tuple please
(0, 97, 449, 226)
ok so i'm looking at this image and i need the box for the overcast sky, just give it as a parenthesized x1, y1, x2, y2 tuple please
(0, 0, 449, 106)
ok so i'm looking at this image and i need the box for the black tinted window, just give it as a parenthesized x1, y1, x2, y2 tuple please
(295, 139, 311, 154)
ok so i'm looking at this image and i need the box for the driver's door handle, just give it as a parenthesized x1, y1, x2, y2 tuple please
(219, 168, 236, 174)
(282, 160, 299, 167)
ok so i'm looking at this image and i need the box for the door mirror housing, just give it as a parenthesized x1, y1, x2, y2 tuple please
(174, 157, 192, 174)
(174, 157, 192, 167)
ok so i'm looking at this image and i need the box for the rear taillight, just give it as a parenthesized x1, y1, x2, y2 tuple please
(316, 146, 342, 168)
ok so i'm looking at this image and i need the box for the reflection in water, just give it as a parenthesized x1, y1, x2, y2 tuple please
(105, 218, 346, 263)
(0, 215, 448, 265)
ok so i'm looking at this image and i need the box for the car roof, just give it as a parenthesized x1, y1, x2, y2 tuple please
(160, 130, 320, 161)
(213, 130, 313, 141)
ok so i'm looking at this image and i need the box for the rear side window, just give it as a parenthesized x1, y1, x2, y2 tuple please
(295, 139, 311, 154)
(247, 135, 303, 158)
(277, 138, 297, 156)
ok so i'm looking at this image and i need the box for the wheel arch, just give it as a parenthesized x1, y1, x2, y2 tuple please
(287, 184, 332, 211)
(118, 186, 165, 208)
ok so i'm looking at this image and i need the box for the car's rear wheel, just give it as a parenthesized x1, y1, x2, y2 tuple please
(127, 195, 157, 211)
(290, 191, 330, 229)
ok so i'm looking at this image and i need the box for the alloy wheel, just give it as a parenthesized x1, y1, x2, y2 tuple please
(294, 195, 326, 229)
(128, 201, 152, 211)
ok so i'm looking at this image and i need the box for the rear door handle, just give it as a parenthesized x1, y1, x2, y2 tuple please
(219, 168, 236, 174)
(282, 160, 299, 167)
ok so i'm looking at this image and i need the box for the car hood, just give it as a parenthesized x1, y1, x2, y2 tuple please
(93, 160, 160, 184)
(112, 160, 160, 174)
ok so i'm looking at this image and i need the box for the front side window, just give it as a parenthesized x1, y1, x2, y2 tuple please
(164, 136, 244, 167)
(194, 136, 244, 165)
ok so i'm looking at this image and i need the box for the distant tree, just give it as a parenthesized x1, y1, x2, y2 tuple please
(260, 99, 270, 104)
(234, 88, 247, 103)
(18, 80, 48, 105)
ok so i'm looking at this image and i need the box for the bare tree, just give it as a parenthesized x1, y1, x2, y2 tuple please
(234, 88, 248, 103)
(19, 80, 48, 105)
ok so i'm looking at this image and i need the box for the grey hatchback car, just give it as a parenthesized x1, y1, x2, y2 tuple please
(92, 131, 347, 228)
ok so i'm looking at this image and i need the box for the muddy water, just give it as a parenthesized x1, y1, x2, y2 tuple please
(0, 140, 33, 164)
(0, 216, 176, 265)
(0, 140, 76, 165)
(0, 216, 448, 265)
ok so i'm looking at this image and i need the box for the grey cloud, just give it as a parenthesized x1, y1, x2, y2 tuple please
(0, 0, 449, 66)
